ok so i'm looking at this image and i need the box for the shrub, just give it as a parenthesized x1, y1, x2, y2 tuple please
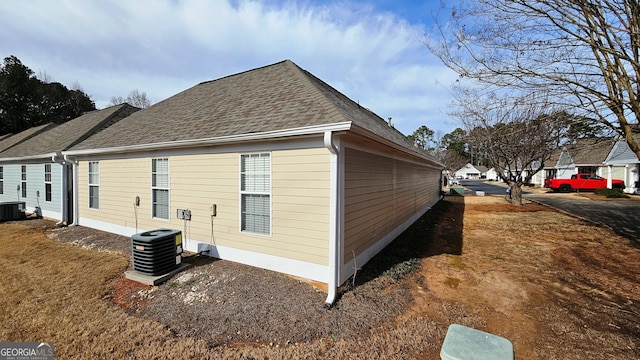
(594, 188, 630, 198)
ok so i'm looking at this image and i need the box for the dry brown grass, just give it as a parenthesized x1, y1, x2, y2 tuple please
(1, 195, 639, 359)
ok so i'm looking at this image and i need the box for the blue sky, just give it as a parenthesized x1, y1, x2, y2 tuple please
(0, 0, 459, 136)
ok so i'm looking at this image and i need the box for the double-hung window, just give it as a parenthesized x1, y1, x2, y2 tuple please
(44, 164, 52, 202)
(88, 162, 100, 209)
(152, 158, 169, 219)
(240, 153, 271, 235)
(21, 165, 27, 198)
(0, 166, 3, 195)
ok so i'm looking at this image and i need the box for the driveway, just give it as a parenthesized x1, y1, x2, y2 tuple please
(526, 193, 640, 242)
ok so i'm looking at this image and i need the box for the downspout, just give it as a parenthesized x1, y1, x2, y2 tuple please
(324, 131, 340, 306)
(64, 154, 79, 226)
(51, 152, 68, 225)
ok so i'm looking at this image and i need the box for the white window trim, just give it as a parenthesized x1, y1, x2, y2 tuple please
(151, 158, 170, 220)
(239, 152, 272, 236)
(21, 165, 27, 198)
(44, 164, 52, 202)
(88, 161, 100, 209)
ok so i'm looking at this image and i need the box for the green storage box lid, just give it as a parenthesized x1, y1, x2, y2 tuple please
(440, 324, 514, 360)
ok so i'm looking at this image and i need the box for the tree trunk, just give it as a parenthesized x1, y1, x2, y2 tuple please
(509, 184, 523, 206)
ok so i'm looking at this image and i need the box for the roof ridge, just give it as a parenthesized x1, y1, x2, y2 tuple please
(197, 60, 291, 87)
(0, 122, 57, 154)
(279, 60, 350, 123)
(283, 61, 430, 157)
(64, 104, 140, 150)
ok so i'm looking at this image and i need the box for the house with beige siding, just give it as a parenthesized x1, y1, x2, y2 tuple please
(63, 60, 443, 304)
(0, 104, 139, 221)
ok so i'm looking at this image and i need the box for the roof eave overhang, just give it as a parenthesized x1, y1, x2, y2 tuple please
(0, 152, 58, 164)
(63, 122, 354, 157)
(348, 124, 444, 168)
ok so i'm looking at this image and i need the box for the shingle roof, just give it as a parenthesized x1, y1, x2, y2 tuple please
(0, 104, 139, 159)
(0, 123, 56, 153)
(564, 138, 616, 165)
(70, 60, 423, 158)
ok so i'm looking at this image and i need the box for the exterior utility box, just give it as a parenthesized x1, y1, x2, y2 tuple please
(0, 201, 26, 222)
(440, 324, 514, 360)
(131, 229, 183, 276)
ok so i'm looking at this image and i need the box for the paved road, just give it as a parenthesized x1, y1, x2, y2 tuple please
(457, 179, 534, 196)
(526, 194, 640, 242)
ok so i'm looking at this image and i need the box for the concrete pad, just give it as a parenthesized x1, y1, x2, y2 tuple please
(125, 263, 191, 286)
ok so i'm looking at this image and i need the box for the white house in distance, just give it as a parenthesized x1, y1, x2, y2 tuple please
(60, 60, 443, 304)
(453, 163, 488, 179)
(604, 135, 640, 193)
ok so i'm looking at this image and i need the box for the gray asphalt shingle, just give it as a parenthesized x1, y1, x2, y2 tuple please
(0, 104, 139, 158)
(70, 60, 422, 156)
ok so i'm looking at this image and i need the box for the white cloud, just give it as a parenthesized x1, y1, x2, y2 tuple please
(0, 0, 459, 135)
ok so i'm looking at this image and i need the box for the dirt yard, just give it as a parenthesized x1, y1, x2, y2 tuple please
(1, 194, 639, 359)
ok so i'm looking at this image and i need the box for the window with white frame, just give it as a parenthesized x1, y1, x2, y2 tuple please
(240, 153, 271, 235)
(0, 166, 3, 195)
(152, 158, 169, 219)
(88, 162, 99, 209)
(21, 165, 27, 198)
(44, 164, 52, 202)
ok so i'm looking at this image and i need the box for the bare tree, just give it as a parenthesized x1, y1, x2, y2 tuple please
(426, 0, 640, 159)
(108, 89, 151, 108)
(451, 91, 569, 205)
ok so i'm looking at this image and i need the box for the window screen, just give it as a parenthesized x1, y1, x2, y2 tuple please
(152, 158, 169, 219)
(240, 153, 271, 235)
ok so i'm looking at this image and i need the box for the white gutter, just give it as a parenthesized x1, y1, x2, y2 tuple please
(348, 124, 444, 167)
(63, 122, 353, 157)
(324, 130, 340, 306)
(0, 152, 58, 163)
(63, 154, 79, 227)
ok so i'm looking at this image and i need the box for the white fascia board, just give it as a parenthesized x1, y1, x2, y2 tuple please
(0, 152, 58, 164)
(63, 122, 353, 157)
(348, 124, 444, 167)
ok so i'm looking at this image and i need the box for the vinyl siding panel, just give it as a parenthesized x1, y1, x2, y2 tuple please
(0, 164, 21, 203)
(78, 147, 331, 265)
(0, 163, 61, 219)
(606, 140, 640, 164)
(343, 147, 440, 262)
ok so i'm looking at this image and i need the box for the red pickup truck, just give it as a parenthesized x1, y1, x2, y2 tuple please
(544, 174, 625, 192)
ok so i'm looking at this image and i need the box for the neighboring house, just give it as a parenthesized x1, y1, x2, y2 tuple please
(537, 148, 564, 186)
(63, 60, 443, 304)
(0, 104, 139, 221)
(485, 167, 498, 181)
(453, 163, 485, 179)
(553, 138, 617, 179)
(604, 135, 640, 193)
